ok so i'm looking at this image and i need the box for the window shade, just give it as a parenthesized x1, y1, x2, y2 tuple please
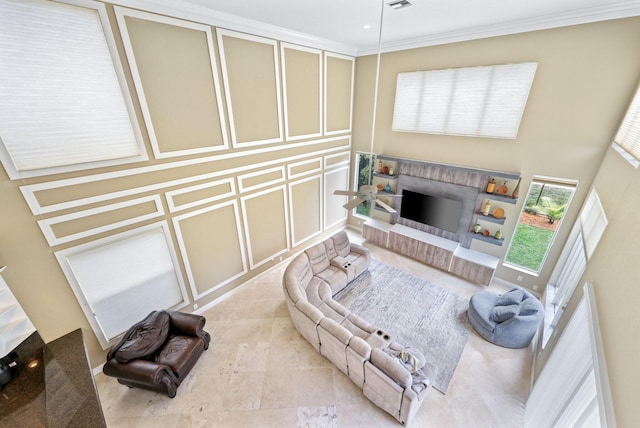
(579, 188, 608, 260)
(613, 82, 640, 164)
(0, 0, 144, 178)
(57, 224, 187, 348)
(392, 62, 537, 139)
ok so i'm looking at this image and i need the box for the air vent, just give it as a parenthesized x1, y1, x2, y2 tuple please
(388, 0, 413, 10)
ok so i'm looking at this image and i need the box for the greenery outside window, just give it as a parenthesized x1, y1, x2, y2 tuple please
(354, 152, 374, 218)
(504, 177, 577, 274)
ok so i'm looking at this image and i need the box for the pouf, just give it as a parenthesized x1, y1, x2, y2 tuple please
(467, 287, 544, 348)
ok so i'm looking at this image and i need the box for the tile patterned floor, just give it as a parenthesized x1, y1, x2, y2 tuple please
(95, 230, 531, 427)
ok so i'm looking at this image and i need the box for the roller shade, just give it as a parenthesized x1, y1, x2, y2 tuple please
(0, 0, 144, 178)
(392, 62, 537, 139)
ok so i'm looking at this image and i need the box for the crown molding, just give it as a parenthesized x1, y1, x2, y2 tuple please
(105, 0, 640, 57)
(107, 0, 358, 56)
(357, 1, 640, 55)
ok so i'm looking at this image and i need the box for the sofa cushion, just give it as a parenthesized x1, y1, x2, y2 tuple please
(324, 238, 338, 259)
(305, 243, 330, 275)
(496, 288, 524, 306)
(305, 277, 332, 307)
(315, 265, 348, 294)
(283, 254, 313, 296)
(332, 231, 351, 258)
(115, 311, 170, 363)
(370, 348, 412, 389)
(490, 304, 519, 323)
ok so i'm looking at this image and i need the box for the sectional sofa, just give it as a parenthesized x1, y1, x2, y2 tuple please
(282, 230, 437, 426)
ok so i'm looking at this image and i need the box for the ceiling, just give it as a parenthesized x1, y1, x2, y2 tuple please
(167, 0, 640, 55)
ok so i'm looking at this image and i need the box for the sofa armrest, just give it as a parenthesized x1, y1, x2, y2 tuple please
(370, 348, 412, 388)
(319, 317, 352, 345)
(296, 300, 324, 324)
(347, 336, 372, 359)
(168, 311, 211, 349)
(103, 358, 178, 385)
(349, 243, 370, 258)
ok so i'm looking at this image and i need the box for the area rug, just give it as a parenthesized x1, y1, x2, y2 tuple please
(333, 259, 471, 394)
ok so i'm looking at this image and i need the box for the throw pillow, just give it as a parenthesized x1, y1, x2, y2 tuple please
(115, 311, 170, 363)
(519, 297, 542, 316)
(496, 288, 524, 306)
(490, 304, 519, 323)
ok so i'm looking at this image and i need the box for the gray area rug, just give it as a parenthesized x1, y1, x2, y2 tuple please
(333, 259, 471, 394)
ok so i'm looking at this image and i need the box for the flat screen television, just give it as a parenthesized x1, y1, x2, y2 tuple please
(400, 189, 463, 233)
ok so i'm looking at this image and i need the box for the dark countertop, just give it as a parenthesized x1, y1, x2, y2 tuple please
(0, 329, 106, 427)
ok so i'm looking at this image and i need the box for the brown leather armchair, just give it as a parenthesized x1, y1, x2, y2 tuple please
(103, 310, 211, 398)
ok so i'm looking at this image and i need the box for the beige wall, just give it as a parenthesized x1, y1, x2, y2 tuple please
(353, 17, 640, 289)
(352, 17, 640, 425)
(0, 2, 354, 367)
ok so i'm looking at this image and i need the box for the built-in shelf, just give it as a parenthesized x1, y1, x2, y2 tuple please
(373, 172, 398, 179)
(476, 213, 506, 225)
(469, 232, 505, 246)
(482, 192, 518, 204)
(377, 155, 520, 181)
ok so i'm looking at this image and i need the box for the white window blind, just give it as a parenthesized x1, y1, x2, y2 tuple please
(613, 82, 640, 166)
(526, 284, 616, 428)
(56, 224, 188, 348)
(579, 188, 608, 260)
(392, 62, 537, 139)
(0, 0, 145, 179)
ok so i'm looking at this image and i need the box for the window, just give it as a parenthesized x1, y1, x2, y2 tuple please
(354, 152, 374, 217)
(392, 62, 537, 139)
(504, 177, 576, 274)
(613, 81, 640, 167)
(0, 0, 146, 179)
(543, 187, 607, 345)
(55, 223, 188, 348)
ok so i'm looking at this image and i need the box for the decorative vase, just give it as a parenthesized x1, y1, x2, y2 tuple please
(486, 178, 495, 194)
(512, 177, 521, 199)
(494, 229, 502, 239)
(474, 223, 482, 233)
(481, 200, 491, 216)
(384, 182, 392, 192)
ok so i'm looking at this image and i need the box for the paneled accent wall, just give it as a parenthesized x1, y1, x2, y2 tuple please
(2, 1, 354, 350)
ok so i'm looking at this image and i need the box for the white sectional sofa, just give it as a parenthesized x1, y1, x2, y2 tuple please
(282, 230, 437, 426)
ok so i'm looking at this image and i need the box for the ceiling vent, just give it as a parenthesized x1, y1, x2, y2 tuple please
(388, 0, 413, 10)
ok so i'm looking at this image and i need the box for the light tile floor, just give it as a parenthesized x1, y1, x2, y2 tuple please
(95, 230, 532, 427)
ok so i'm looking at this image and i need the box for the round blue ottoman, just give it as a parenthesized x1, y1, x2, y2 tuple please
(467, 287, 544, 348)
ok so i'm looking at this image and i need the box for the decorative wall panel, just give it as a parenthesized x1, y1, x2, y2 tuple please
(38, 195, 164, 246)
(241, 186, 289, 269)
(288, 158, 323, 179)
(173, 201, 247, 299)
(281, 43, 322, 140)
(289, 175, 323, 247)
(324, 166, 350, 229)
(115, 8, 227, 158)
(218, 29, 282, 147)
(166, 178, 236, 213)
(238, 166, 285, 193)
(324, 52, 354, 135)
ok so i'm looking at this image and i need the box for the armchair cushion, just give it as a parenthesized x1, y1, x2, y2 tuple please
(490, 304, 519, 323)
(156, 335, 205, 378)
(114, 311, 170, 363)
(496, 288, 524, 306)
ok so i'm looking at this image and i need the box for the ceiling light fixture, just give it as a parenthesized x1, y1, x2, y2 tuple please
(388, 0, 412, 10)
